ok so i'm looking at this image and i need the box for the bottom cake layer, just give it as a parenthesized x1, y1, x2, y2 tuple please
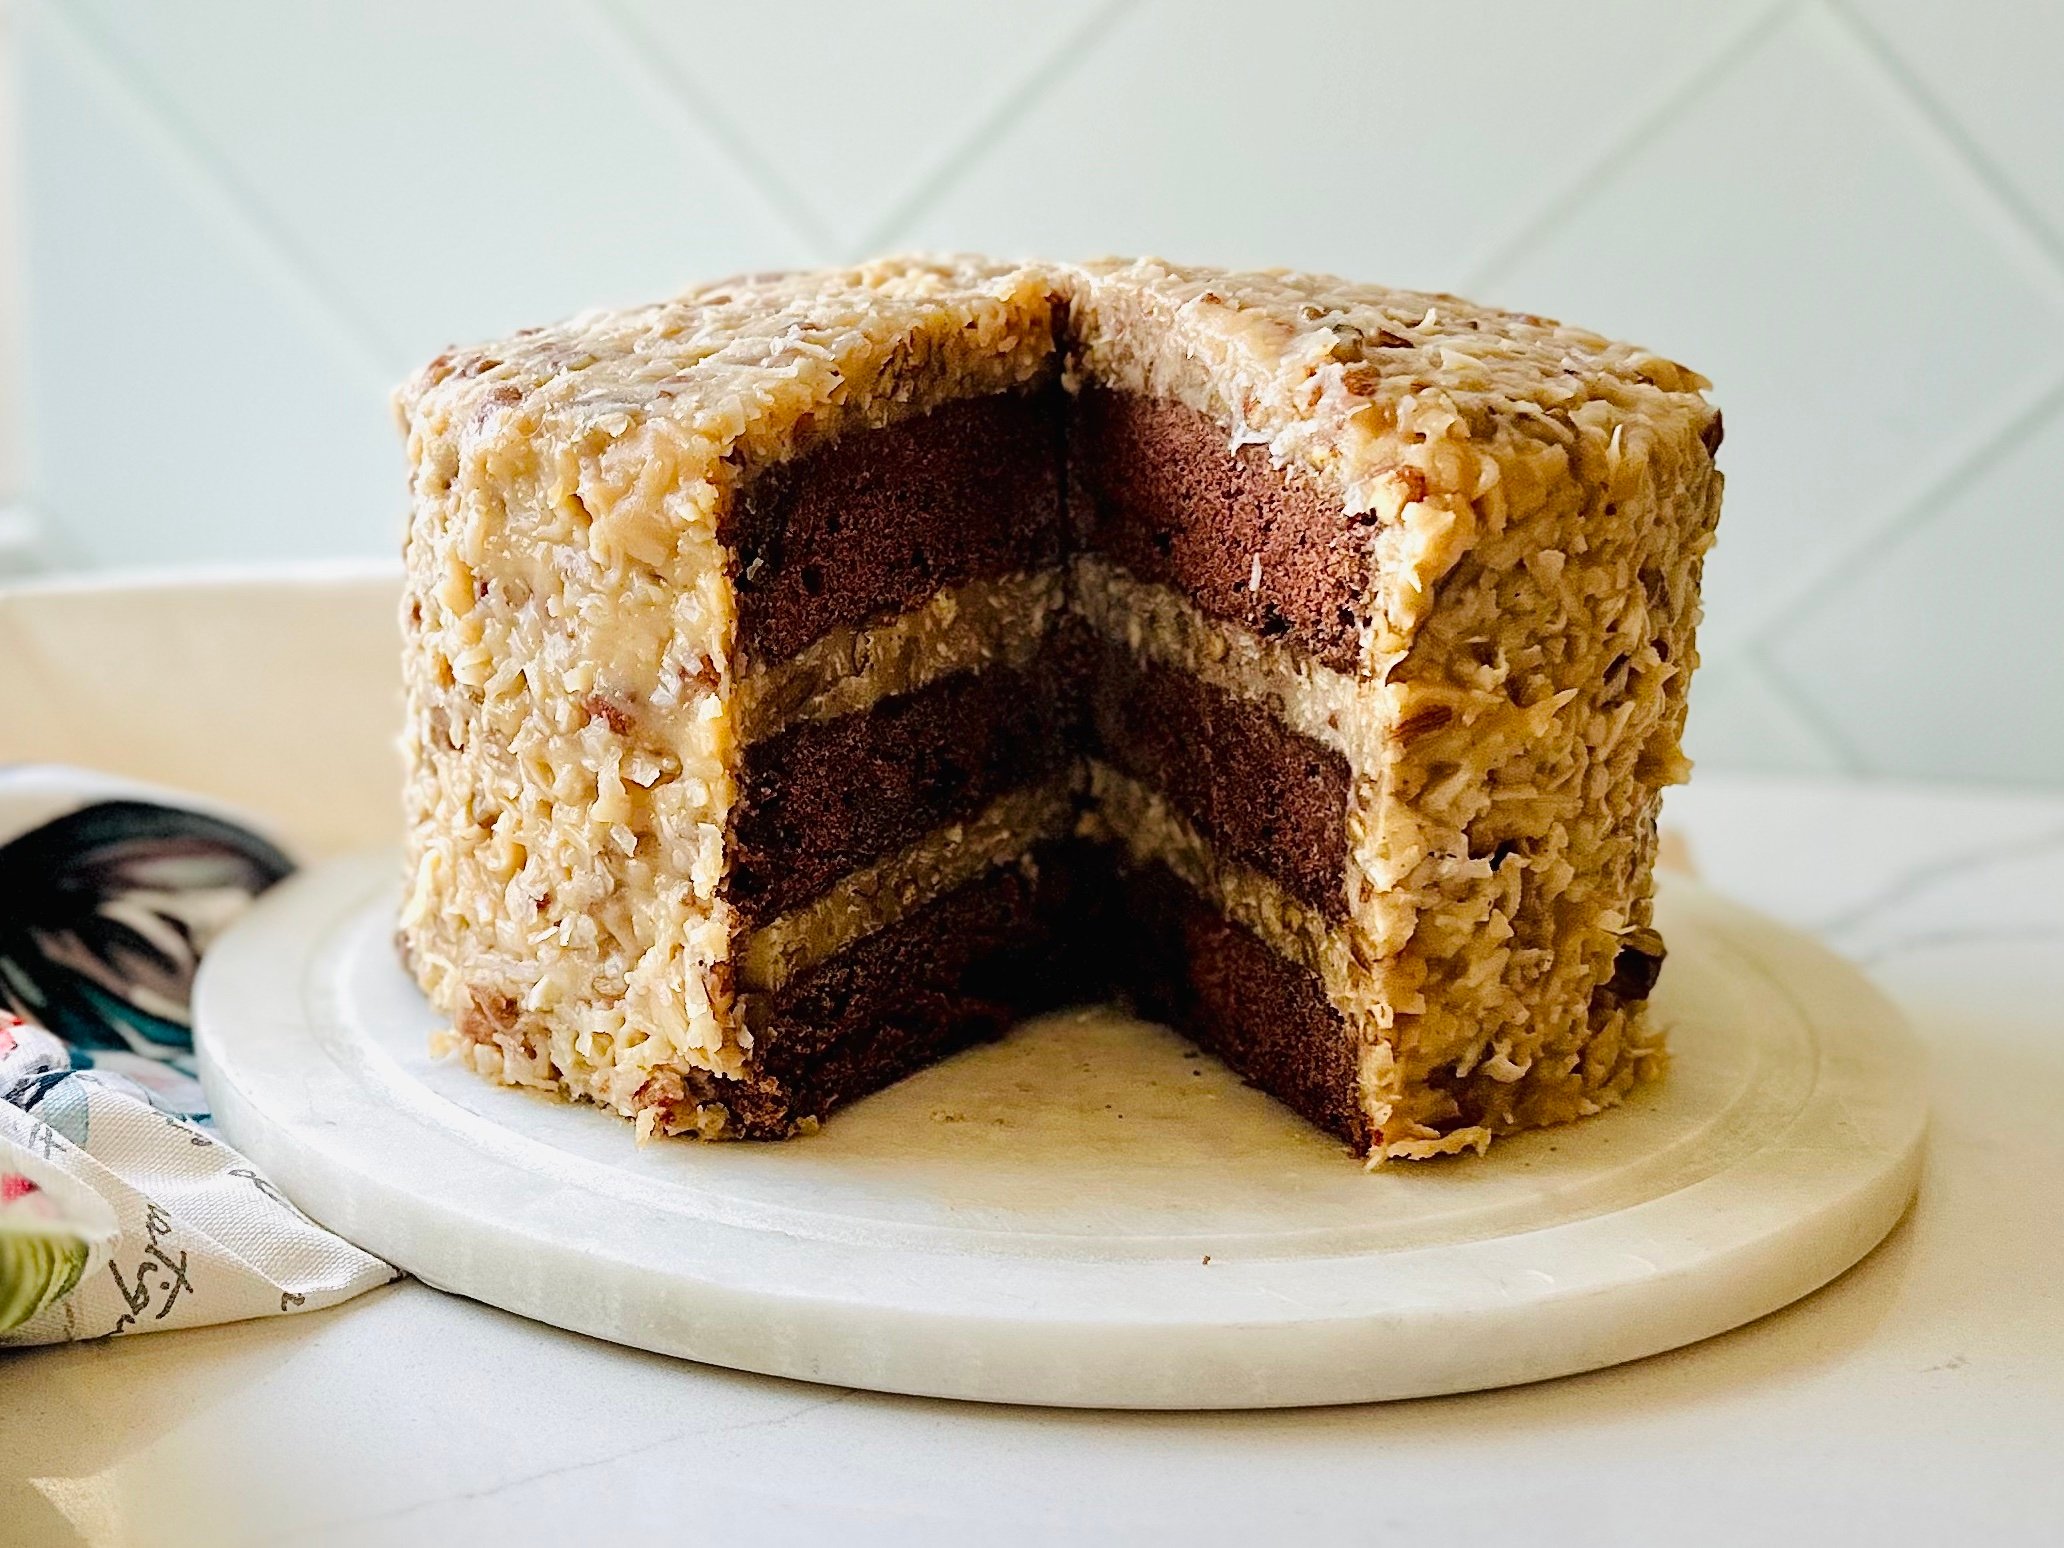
(690, 842, 1378, 1148)
(1118, 861, 1373, 1153)
(626, 841, 1106, 1139)
(449, 820, 1655, 1156)
(725, 840, 1115, 1137)
(444, 631, 1659, 1157)
(674, 849, 1379, 1150)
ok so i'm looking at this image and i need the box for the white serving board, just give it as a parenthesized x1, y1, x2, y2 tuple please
(195, 854, 1926, 1409)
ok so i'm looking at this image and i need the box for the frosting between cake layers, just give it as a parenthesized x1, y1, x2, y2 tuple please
(734, 570, 1066, 744)
(1071, 556, 1375, 765)
(736, 777, 1077, 996)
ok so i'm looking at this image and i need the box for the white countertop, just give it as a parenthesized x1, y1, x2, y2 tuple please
(6, 774, 2062, 1548)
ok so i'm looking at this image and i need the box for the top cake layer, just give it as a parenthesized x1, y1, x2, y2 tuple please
(1067, 259, 1716, 669)
(398, 257, 1059, 546)
(397, 254, 1717, 680)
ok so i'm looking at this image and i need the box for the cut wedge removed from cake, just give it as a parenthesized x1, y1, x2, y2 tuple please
(394, 256, 1722, 1162)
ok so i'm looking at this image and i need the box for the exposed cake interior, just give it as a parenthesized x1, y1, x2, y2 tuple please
(692, 368, 1385, 1146)
(401, 261, 1718, 1161)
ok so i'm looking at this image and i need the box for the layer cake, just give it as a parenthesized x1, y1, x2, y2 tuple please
(395, 256, 1722, 1161)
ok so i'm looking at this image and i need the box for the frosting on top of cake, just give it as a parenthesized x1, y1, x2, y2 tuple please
(397, 255, 1059, 507)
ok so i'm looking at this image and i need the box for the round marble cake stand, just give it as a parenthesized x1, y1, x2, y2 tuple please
(194, 853, 1926, 1410)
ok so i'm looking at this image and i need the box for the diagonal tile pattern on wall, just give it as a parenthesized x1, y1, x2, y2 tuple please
(1483, 2, 2064, 659)
(1843, 0, 2064, 259)
(596, 0, 1128, 259)
(21, 1, 400, 567)
(895, 0, 1759, 287)
(1765, 384, 2064, 785)
(49, 0, 816, 363)
(16, 0, 2063, 784)
(1684, 653, 1861, 779)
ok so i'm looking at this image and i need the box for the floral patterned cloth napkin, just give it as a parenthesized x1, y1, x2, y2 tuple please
(0, 767, 395, 1344)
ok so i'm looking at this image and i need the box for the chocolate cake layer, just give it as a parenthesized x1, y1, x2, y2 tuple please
(727, 389, 1066, 665)
(1084, 635, 1351, 918)
(727, 841, 1109, 1136)
(1068, 386, 1370, 672)
(739, 780, 1077, 994)
(1122, 861, 1371, 1153)
(726, 657, 1079, 923)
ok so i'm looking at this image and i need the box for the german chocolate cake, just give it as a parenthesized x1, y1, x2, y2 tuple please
(395, 256, 1721, 1162)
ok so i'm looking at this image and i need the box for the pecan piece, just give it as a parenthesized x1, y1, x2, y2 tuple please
(1607, 926, 1667, 1001)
